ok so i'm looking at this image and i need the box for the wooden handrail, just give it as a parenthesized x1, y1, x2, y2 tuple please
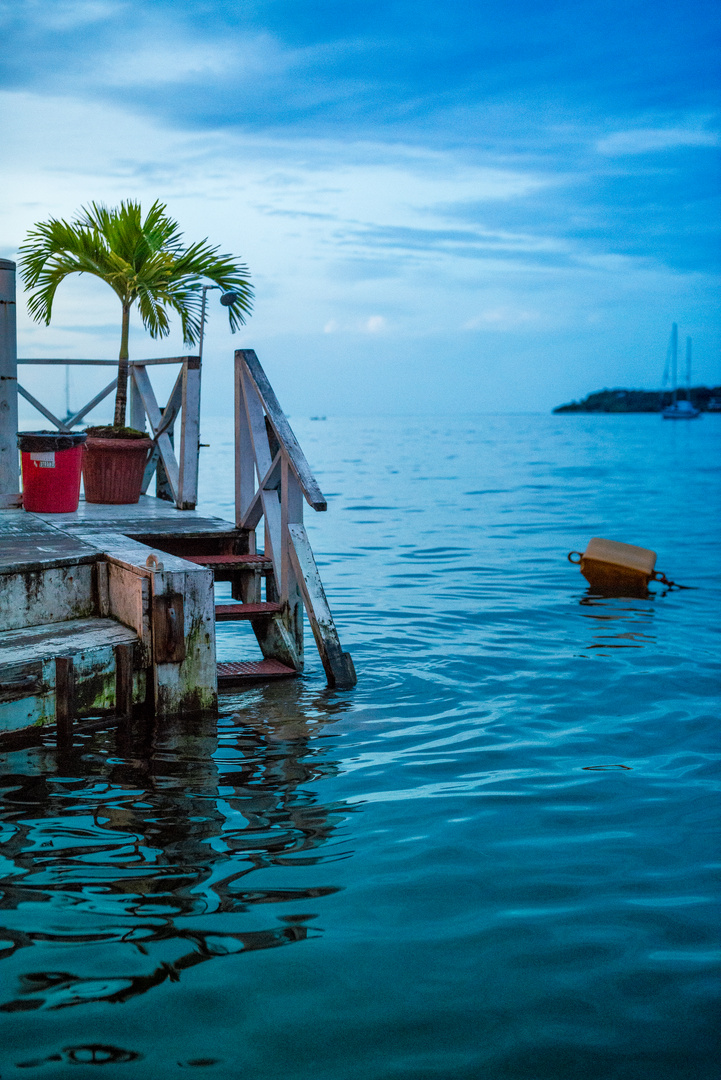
(18, 356, 199, 367)
(236, 349, 326, 512)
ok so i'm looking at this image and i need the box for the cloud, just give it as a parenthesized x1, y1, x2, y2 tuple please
(463, 308, 540, 330)
(596, 127, 719, 156)
(97, 33, 287, 88)
(1, 0, 719, 413)
(364, 315, 386, 333)
(1, 0, 124, 31)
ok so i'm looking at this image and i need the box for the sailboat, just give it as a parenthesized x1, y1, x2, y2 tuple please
(662, 323, 700, 419)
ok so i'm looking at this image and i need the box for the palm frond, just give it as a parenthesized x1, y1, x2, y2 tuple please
(18, 198, 254, 420)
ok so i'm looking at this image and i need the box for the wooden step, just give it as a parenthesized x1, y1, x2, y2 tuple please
(214, 602, 282, 621)
(0, 616, 140, 740)
(217, 659, 297, 685)
(183, 554, 273, 570)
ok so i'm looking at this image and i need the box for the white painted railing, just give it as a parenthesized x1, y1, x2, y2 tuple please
(16, 356, 201, 510)
(234, 349, 356, 688)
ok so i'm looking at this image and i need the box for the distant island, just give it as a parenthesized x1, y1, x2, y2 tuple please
(553, 387, 721, 413)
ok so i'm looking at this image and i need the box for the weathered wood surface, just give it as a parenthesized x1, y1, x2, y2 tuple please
(177, 361, 201, 509)
(132, 364, 180, 502)
(214, 602, 282, 620)
(288, 523, 357, 689)
(55, 656, 75, 744)
(151, 564, 216, 717)
(107, 561, 152, 664)
(0, 509, 219, 721)
(0, 615, 144, 735)
(0, 616, 138, 665)
(115, 642, 135, 720)
(71, 527, 216, 715)
(0, 261, 19, 505)
(18, 355, 199, 366)
(0, 562, 96, 632)
(31, 497, 238, 537)
(64, 378, 117, 429)
(0, 510, 97, 573)
(236, 350, 327, 511)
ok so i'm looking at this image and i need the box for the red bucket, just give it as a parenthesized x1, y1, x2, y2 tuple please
(18, 431, 87, 513)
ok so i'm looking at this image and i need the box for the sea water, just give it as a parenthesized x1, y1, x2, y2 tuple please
(0, 414, 719, 1079)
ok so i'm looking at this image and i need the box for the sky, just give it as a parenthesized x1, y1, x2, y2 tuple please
(1, 0, 720, 416)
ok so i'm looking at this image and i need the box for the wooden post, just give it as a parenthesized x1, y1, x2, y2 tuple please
(0, 259, 21, 508)
(55, 656, 75, 745)
(235, 355, 255, 525)
(155, 428, 174, 503)
(281, 459, 304, 663)
(129, 365, 145, 433)
(287, 523, 356, 688)
(114, 642, 135, 719)
(177, 357, 201, 510)
(132, 365, 180, 502)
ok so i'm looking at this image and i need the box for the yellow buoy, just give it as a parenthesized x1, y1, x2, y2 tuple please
(568, 537, 657, 594)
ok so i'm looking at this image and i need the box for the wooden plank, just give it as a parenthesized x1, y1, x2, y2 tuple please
(0, 261, 20, 503)
(237, 350, 326, 511)
(107, 561, 152, 663)
(281, 460, 304, 662)
(18, 358, 118, 366)
(129, 369, 145, 433)
(131, 366, 180, 502)
(214, 602, 282, 620)
(30, 497, 238, 533)
(114, 642, 134, 719)
(132, 355, 200, 366)
(70, 529, 197, 574)
(152, 592, 186, 662)
(66, 378, 117, 428)
(138, 366, 183, 494)
(0, 617, 138, 665)
(18, 355, 199, 366)
(55, 656, 75, 743)
(182, 554, 272, 568)
(0, 563, 96, 632)
(178, 362, 201, 510)
(217, 659, 297, 683)
(151, 566, 216, 717)
(94, 560, 110, 616)
(250, 615, 301, 671)
(239, 451, 281, 531)
(239, 369, 283, 582)
(241, 367, 274, 475)
(235, 354, 255, 525)
(0, 660, 43, 702)
(17, 384, 70, 431)
(287, 523, 356, 688)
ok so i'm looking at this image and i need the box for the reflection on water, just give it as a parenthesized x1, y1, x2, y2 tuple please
(0, 684, 351, 1016)
(578, 591, 658, 651)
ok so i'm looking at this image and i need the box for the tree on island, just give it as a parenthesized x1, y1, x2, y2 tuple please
(19, 200, 253, 430)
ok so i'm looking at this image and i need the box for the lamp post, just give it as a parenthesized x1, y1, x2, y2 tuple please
(198, 285, 243, 360)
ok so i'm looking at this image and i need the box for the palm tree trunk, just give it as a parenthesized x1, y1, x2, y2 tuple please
(114, 304, 131, 427)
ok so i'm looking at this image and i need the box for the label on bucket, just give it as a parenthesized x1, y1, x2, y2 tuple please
(30, 452, 55, 468)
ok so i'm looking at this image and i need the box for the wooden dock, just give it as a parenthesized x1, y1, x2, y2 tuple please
(0, 261, 356, 745)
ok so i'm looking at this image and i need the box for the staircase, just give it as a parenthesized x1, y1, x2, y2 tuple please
(174, 349, 356, 691)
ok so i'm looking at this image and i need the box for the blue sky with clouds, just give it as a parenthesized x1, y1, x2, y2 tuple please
(1, 0, 719, 414)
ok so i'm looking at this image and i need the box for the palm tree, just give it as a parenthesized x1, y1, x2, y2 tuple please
(19, 200, 253, 428)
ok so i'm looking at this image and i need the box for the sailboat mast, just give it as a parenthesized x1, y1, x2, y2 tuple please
(685, 336, 692, 396)
(670, 322, 678, 405)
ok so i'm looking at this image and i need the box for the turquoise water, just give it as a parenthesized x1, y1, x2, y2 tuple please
(1, 414, 719, 1078)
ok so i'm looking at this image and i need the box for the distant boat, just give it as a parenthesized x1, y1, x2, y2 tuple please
(662, 324, 700, 419)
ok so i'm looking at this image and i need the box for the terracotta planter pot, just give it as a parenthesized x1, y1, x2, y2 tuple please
(83, 437, 153, 504)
